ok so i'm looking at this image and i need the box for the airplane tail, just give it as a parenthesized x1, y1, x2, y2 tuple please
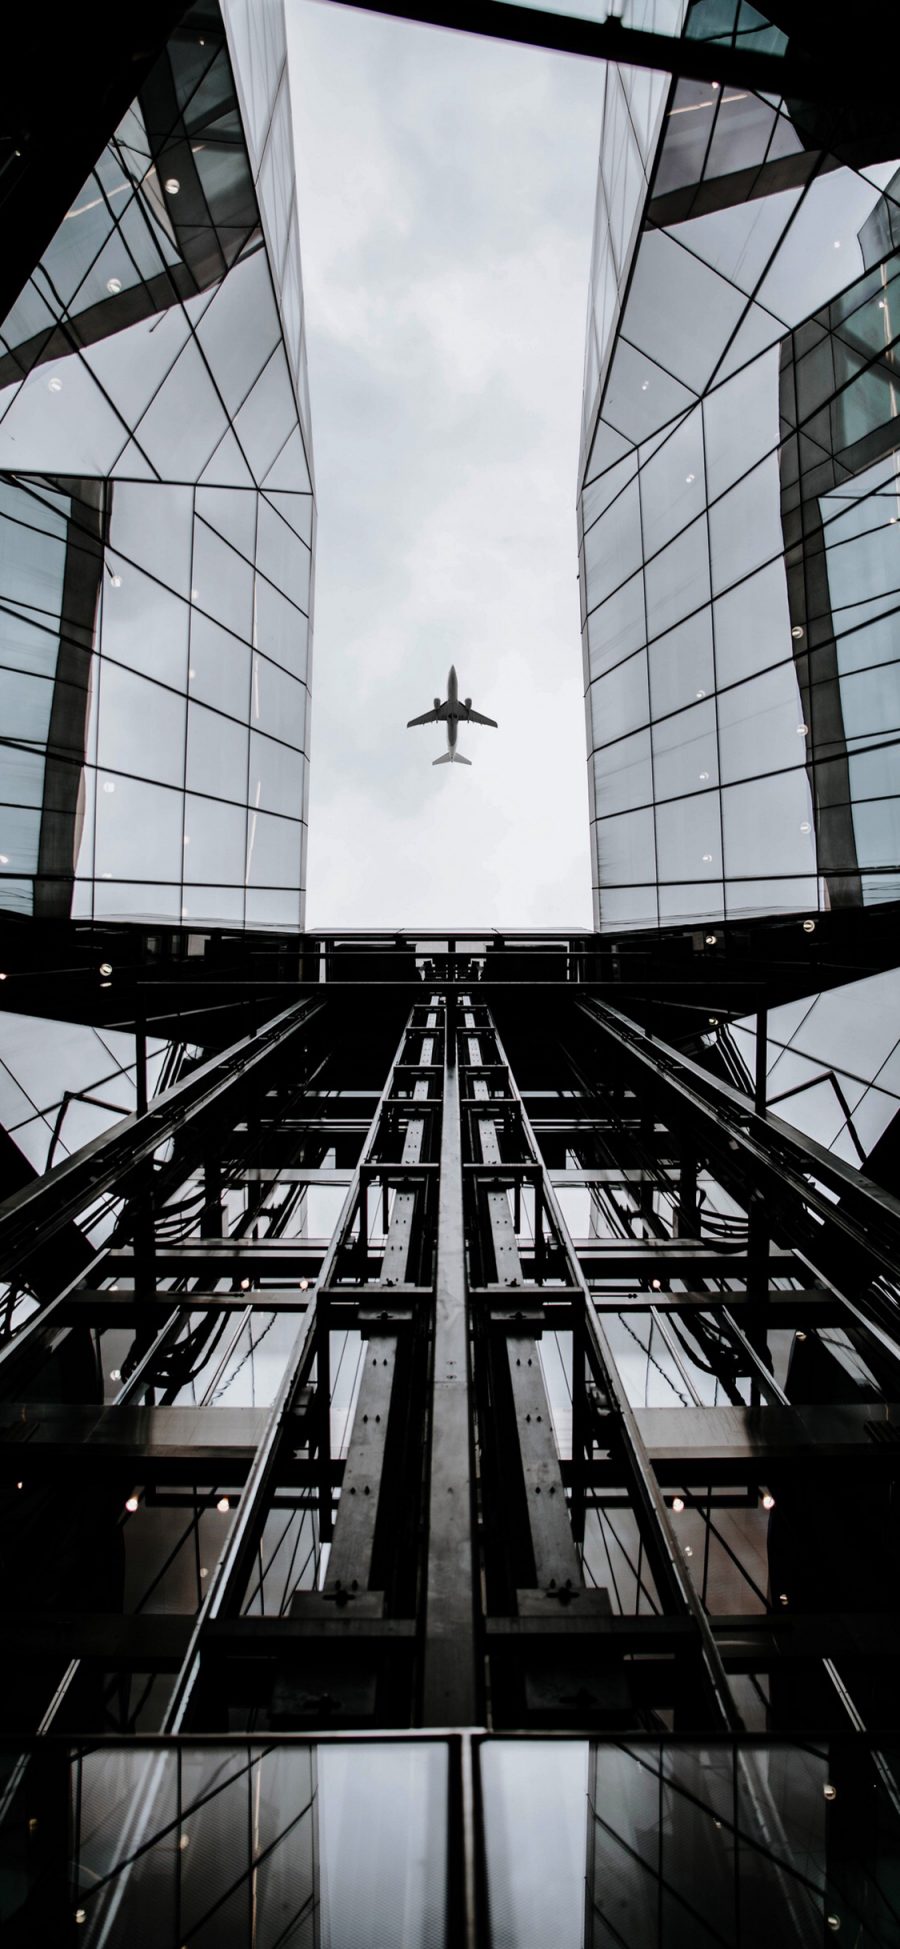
(433, 750, 471, 766)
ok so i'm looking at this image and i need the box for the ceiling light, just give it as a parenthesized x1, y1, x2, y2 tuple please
(47, 375, 63, 394)
(641, 380, 649, 391)
(696, 688, 706, 699)
(791, 625, 804, 638)
(796, 1330, 807, 1342)
(188, 668, 196, 679)
(299, 1278, 309, 1291)
(684, 1545, 693, 1557)
(16, 1481, 23, 1491)
(183, 835, 190, 846)
(75, 1912, 87, 1926)
(711, 80, 719, 89)
(102, 780, 115, 794)
(651, 1277, 661, 1290)
(833, 240, 841, 249)
(125, 1495, 139, 1514)
(110, 574, 122, 587)
(878, 299, 886, 308)
(824, 1783, 837, 1801)
(796, 723, 808, 735)
(705, 933, 717, 945)
(891, 516, 898, 524)
(826, 1920, 840, 1934)
(179, 1833, 190, 1850)
(800, 820, 811, 833)
(0, 973, 6, 981)
(778, 1592, 789, 1605)
(216, 1496, 230, 1513)
(708, 1015, 719, 1026)
(109, 1368, 121, 1382)
(702, 853, 713, 863)
(802, 919, 815, 934)
(99, 961, 112, 976)
(165, 177, 181, 194)
(672, 1495, 685, 1513)
(699, 770, 710, 781)
(685, 472, 695, 483)
(0, 855, 8, 865)
(199, 1566, 208, 1578)
(761, 1491, 775, 1510)
(190, 587, 199, 600)
(106, 277, 122, 295)
(240, 1277, 251, 1290)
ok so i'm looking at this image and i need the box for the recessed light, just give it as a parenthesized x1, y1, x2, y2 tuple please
(705, 933, 717, 945)
(878, 299, 886, 308)
(796, 723, 809, 735)
(672, 1496, 685, 1513)
(165, 177, 181, 194)
(800, 820, 811, 833)
(802, 919, 815, 934)
(699, 770, 710, 781)
(796, 1330, 807, 1342)
(110, 573, 122, 587)
(761, 1491, 775, 1510)
(684, 1545, 693, 1557)
(708, 1015, 719, 1026)
(240, 1277, 251, 1290)
(190, 587, 199, 600)
(216, 1497, 230, 1513)
(651, 1278, 661, 1291)
(685, 472, 695, 483)
(47, 375, 62, 393)
(99, 961, 112, 975)
(0, 972, 6, 981)
(102, 780, 115, 794)
(711, 80, 719, 89)
(179, 1833, 190, 1850)
(702, 852, 713, 863)
(833, 240, 841, 249)
(106, 277, 122, 295)
(824, 1783, 837, 1801)
(640, 380, 649, 391)
(199, 1566, 208, 1578)
(0, 855, 8, 865)
(125, 1495, 139, 1514)
(696, 688, 706, 699)
(75, 1912, 87, 1927)
(778, 1592, 789, 1605)
(109, 1368, 121, 1382)
(791, 625, 804, 638)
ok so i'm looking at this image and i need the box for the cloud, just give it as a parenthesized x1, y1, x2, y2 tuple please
(286, 0, 603, 926)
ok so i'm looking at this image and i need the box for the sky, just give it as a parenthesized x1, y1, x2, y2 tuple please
(286, 0, 604, 929)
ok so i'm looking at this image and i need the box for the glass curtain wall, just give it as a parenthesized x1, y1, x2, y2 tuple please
(0, 0, 314, 930)
(578, 1, 900, 929)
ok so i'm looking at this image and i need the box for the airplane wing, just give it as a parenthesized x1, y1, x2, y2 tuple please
(461, 706, 498, 728)
(407, 706, 445, 727)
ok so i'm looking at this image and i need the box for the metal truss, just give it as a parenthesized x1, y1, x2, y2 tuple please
(0, 929, 899, 1754)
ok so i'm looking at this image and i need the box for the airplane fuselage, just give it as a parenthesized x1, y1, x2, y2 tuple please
(446, 665, 459, 753)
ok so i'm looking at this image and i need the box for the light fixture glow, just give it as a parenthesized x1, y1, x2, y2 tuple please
(705, 933, 717, 945)
(179, 1833, 190, 1850)
(109, 1368, 121, 1382)
(803, 919, 816, 934)
(0, 973, 6, 981)
(701, 853, 713, 863)
(684, 1545, 693, 1557)
(791, 624, 804, 638)
(761, 1491, 775, 1510)
(651, 1278, 662, 1291)
(240, 1277, 251, 1291)
(102, 780, 115, 794)
(779, 1592, 789, 1605)
(796, 723, 809, 735)
(878, 299, 886, 308)
(165, 177, 181, 194)
(110, 573, 122, 587)
(125, 1495, 139, 1514)
(106, 276, 122, 294)
(672, 1496, 685, 1513)
(75, 1911, 87, 1926)
(190, 587, 199, 600)
(188, 668, 196, 679)
(640, 379, 649, 391)
(824, 1783, 837, 1801)
(833, 240, 841, 248)
(826, 1919, 841, 1934)
(16, 1481, 23, 1490)
(796, 1330, 807, 1342)
(0, 855, 8, 865)
(709, 1015, 719, 1026)
(200, 1566, 208, 1578)
(47, 375, 62, 393)
(216, 1497, 230, 1513)
(699, 770, 710, 781)
(99, 961, 112, 976)
(685, 472, 695, 483)
(800, 821, 811, 833)
(299, 1278, 309, 1291)
(696, 688, 706, 698)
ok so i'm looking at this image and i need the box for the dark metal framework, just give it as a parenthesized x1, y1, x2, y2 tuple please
(1, 918, 898, 1754)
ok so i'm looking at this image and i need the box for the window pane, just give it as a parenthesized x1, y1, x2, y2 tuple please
(649, 607, 715, 717)
(645, 514, 710, 642)
(653, 698, 718, 799)
(590, 651, 650, 748)
(94, 774, 182, 880)
(97, 661, 186, 787)
(186, 701, 248, 803)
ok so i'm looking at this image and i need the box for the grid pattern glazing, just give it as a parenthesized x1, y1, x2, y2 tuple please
(579, 1, 900, 928)
(0, 0, 313, 930)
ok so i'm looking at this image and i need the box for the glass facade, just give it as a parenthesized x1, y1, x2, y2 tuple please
(579, 1, 900, 929)
(0, 0, 313, 930)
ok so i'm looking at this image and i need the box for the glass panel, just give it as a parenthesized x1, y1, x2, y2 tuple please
(718, 662, 809, 783)
(256, 495, 310, 613)
(584, 476, 641, 613)
(594, 805, 656, 885)
(638, 407, 705, 553)
(655, 789, 722, 881)
(191, 519, 254, 639)
(722, 772, 817, 879)
(645, 513, 710, 642)
(653, 697, 718, 799)
(195, 246, 279, 416)
(623, 229, 745, 393)
(97, 660, 186, 787)
(94, 773, 182, 881)
(183, 794, 247, 885)
(251, 653, 306, 748)
(480, 1741, 590, 1949)
(713, 559, 792, 686)
(189, 612, 252, 721)
(245, 808, 302, 886)
(100, 561, 190, 691)
(703, 344, 781, 503)
(186, 702, 248, 804)
(649, 607, 715, 717)
(590, 650, 650, 747)
(255, 573, 308, 676)
(109, 482, 193, 598)
(592, 729, 652, 816)
(587, 572, 646, 680)
(708, 452, 784, 597)
(248, 730, 304, 817)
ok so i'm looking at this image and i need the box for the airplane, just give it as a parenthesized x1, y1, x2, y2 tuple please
(406, 665, 498, 766)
